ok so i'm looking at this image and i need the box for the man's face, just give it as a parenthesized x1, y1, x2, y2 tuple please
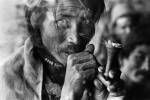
(114, 16, 132, 43)
(41, 2, 95, 65)
(121, 45, 150, 83)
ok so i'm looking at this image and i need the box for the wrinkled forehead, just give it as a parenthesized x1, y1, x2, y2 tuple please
(55, 0, 93, 18)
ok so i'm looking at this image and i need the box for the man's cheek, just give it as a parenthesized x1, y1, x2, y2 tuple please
(56, 31, 66, 43)
(123, 64, 134, 74)
(128, 64, 139, 75)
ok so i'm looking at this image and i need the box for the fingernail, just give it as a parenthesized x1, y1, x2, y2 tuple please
(109, 71, 115, 79)
(94, 79, 103, 90)
(98, 67, 104, 72)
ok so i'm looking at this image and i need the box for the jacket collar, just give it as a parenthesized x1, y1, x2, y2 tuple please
(23, 37, 64, 99)
(24, 37, 43, 100)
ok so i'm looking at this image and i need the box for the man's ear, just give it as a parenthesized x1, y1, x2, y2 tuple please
(23, 0, 41, 8)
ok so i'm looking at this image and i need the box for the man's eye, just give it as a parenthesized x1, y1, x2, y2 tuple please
(79, 33, 92, 40)
(82, 18, 91, 25)
(83, 19, 90, 24)
(56, 19, 70, 29)
(134, 54, 145, 62)
(57, 19, 66, 25)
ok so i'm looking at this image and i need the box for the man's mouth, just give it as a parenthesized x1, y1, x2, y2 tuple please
(135, 71, 150, 80)
(61, 44, 85, 55)
(64, 50, 76, 55)
(136, 71, 149, 76)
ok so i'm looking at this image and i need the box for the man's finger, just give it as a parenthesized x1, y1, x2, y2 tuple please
(98, 66, 105, 73)
(109, 69, 121, 79)
(80, 69, 96, 79)
(76, 60, 97, 71)
(109, 70, 115, 79)
(84, 44, 95, 54)
(97, 74, 110, 87)
(94, 79, 104, 90)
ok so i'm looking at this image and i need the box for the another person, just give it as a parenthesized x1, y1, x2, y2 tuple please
(94, 20, 150, 100)
(119, 28, 150, 100)
(94, 2, 141, 66)
(109, 3, 140, 43)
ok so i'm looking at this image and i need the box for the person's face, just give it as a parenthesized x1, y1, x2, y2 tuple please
(121, 45, 150, 83)
(114, 17, 132, 42)
(41, 3, 95, 65)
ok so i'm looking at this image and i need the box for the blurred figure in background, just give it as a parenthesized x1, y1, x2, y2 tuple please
(119, 26, 150, 100)
(94, 2, 141, 66)
(94, 13, 150, 100)
(109, 3, 140, 43)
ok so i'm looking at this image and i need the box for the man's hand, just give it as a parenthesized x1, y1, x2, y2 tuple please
(60, 44, 98, 100)
(94, 66, 125, 100)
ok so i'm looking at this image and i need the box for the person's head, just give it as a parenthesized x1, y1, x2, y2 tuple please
(25, 0, 105, 65)
(120, 30, 150, 84)
(110, 3, 140, 43)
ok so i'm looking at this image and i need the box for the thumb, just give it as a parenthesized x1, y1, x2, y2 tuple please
(84, 44, 95, 54)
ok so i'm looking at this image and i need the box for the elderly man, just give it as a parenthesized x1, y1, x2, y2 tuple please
(0, 0, 105, 100)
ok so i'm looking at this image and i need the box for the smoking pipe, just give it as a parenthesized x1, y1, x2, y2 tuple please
(104, 39, 123, 79)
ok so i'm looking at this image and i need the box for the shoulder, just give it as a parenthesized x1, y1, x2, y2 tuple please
(0, 46, 25, 85)
(1, 37, 33, 78)
(1, 46, 24, 76)
(0, 37, 42, 100)
(0, 46, 25, 100)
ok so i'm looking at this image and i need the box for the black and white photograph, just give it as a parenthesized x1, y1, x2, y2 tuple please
(0, 0, 150, 100)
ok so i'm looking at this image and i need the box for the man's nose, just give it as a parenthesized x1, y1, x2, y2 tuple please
(67, 33, 79, 44)
(67, 21, 79, 44)
(141, 57, 150, 71)
(125, 27, 131, 34)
